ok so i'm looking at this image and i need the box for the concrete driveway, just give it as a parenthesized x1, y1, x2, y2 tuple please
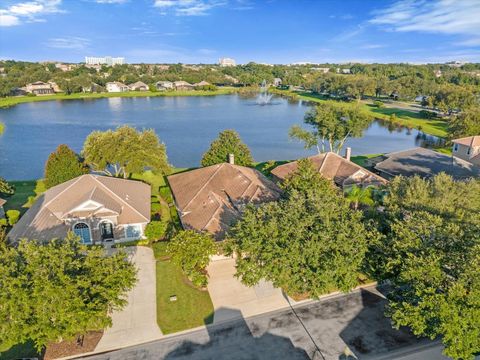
(95, 246, 163, 352)
(207, 258, 290, 323)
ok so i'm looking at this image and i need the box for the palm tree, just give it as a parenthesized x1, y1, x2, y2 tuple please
(345, 185, 374, 210)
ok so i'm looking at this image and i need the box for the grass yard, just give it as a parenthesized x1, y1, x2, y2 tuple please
(152, 242, 214, 334)
(350, 154, 383, 167)
(0, 341, 38, 360)
(3, 180, 37, 214)
(0, 87, 239, 108)
(271, 89, 449, 138)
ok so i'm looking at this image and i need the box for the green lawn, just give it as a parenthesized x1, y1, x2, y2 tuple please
(350, 154, 383, 167)
(0, 341, 38, 360)
(3, 180, 37, 215)
(0, 88, 239, 108)
(152, 242, 214, 334)
(271, 89, 449, 138)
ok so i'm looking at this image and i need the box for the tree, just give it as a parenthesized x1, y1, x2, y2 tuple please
(201, 129, 253, 167)
(370, 174, 480, 360)
(345, 185, 374, 210)
(144, 221, 167, 241)
(6, 210, 20, 226)
(167, 230, 216, 287)
(227, 159, 374, 297)
(0, 177, 14, 196)
(289, 101, 372, 154)
(448, 106, 480, 139)
(0, 233, 136, 351)
(82, 126, 170, 178)
(44, 144, 89, 189)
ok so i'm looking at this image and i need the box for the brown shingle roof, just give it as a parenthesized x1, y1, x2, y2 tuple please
(168, 163, 282, 239)
(271, 152, 387, 188)
(452, 136, 480, 147)
(8, 175, 151, 242)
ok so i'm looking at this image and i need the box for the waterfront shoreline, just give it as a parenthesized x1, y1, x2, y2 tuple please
(0, 87, 241, 108)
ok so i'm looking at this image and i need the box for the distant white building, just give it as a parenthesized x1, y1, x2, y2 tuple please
(85, 56, 125, 66)
(311, 67, 330, 73)
(106, 81, 129, 93)
(273, 78, 282, 86)
(219, 57, 236, 67)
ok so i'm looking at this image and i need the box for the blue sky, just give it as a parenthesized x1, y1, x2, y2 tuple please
(1, 0, 480, 64)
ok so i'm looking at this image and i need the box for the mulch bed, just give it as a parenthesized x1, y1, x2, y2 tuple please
(43, 331, 103, 360)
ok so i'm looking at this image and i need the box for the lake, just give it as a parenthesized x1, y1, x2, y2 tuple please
(0, 94, 439, 180)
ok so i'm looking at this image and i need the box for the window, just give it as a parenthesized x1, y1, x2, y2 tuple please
(125, 224, 142, 239)
(453, 144, 458, 152)
(73, 223, 91, 244)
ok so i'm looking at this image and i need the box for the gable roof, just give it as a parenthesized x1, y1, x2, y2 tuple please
(374, 147, 477, 179)
(452, 136, 480, 148)
(271, 152, 387, 188)
(128, 81, 148, 88)
(168, 163, 282, 239)
(8, 175, 151, 242)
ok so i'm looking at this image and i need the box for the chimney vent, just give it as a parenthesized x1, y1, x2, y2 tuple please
(228, 153, 235, 165)
(345, 147, 352, 161)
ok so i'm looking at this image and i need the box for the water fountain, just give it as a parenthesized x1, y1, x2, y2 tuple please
(256, 79, 273, 105)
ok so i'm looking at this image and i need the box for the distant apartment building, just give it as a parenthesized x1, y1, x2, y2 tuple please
(85, 56, 125, 66)
(219, 57, 236, 67)
(55, 63, 76, 72)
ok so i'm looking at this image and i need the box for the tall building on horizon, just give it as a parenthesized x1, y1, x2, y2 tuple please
(85, 56, 125, 66)
(219, 57, 236, 67)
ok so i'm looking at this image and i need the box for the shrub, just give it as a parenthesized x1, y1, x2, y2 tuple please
(145, 221, 167, 241)
(151, 202, 162, 214)
(373, 100, 384, 108)
(419, 110, 437, 119)
(167, 230, 217, 287)
(0, 218, 7, 227)
(6, 210, 20, 226)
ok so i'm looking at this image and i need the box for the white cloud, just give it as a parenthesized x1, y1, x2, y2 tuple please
(153, 0, 226, 16)
(0, 0, 63, 26)
(360, 44, 385, 49)
(0, 14, 20, 26)
(95, 0, 129, 3)
(46, 36, 90, 50)
(370, 0, 480, 46)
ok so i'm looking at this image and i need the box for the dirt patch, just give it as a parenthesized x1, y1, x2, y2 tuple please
(44, 331, 103, 360)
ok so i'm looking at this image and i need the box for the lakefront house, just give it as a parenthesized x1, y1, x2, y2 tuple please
(8, 175, 151, 244)
(106, 81, 129, 93)
(168, 155, 282, 240)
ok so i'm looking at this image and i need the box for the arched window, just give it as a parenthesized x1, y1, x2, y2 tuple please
(73, 222, 91, 244)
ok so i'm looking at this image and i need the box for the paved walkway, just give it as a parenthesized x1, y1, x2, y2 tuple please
(95, 246, 163, 352)
(206, 258, 290, 323)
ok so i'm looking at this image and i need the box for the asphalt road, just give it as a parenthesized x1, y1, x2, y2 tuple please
(81, 286, 444, 360)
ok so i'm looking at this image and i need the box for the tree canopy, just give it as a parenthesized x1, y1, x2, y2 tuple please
(44, 144, 89, 189)
(0, 233, 136, 351)
(448, 105, 480, 139)
(289, 101, 372, 154)
(167, 230, 216, 287)
(82, 126, 170, 178)
(0, 177, 14, 197)
(227, 159, 375, 297)
(201, 129, 253, 167)
(370, 174, 480, 360)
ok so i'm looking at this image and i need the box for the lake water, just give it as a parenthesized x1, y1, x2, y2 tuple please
(0, 94, 439, 180)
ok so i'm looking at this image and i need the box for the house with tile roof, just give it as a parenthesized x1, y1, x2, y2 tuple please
(271, 152, 387, 189)
(106, 81, 129, 93)
(8, 174, 151, 244)
(452, 136, 480, 167)
(128, 81, 149, 91)
(168, 161, 282, 240)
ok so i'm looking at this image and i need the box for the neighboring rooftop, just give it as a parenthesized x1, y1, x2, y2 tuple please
(271, 152, 387, 188)
(168, 163, 282, 239)
(8, 174, 151, 242)
(452, 135, 480, 147)
(373, 147, 478, 180)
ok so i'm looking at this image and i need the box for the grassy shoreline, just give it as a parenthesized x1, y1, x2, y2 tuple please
(270, 88, 449, 138)
(0, 87, 240, 108)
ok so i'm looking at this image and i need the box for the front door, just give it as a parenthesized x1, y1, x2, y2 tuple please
(100, 222, 114, 241)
